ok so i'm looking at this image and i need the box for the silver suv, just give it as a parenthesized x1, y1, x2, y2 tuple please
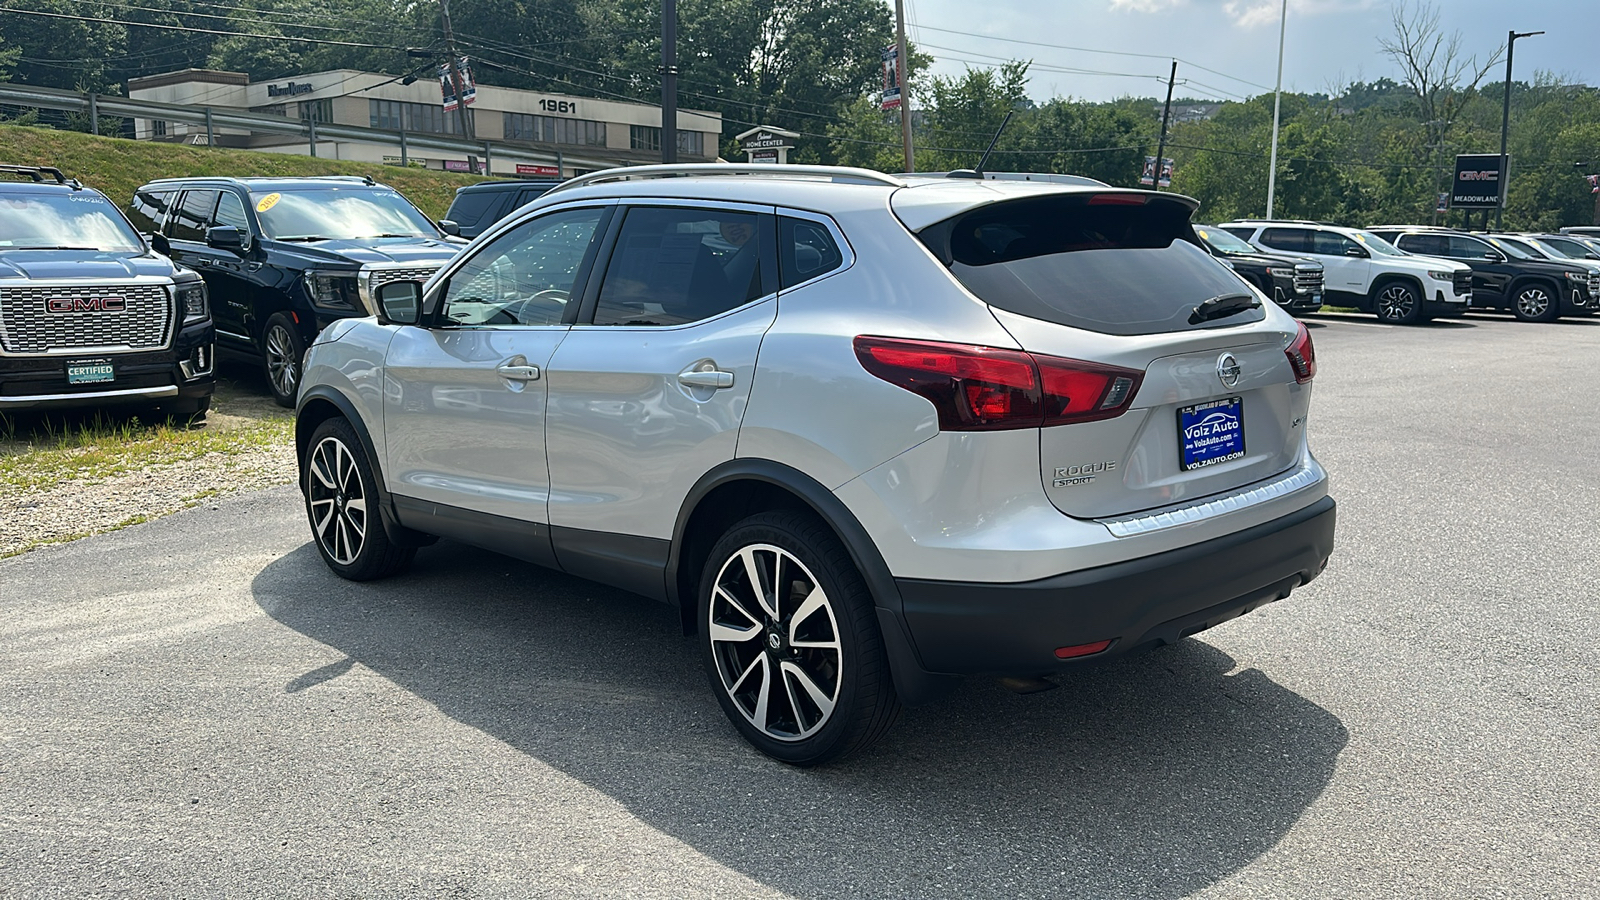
(295, 165, 1337, 764)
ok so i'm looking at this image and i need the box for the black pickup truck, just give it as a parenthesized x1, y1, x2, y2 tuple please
(128, 176, 462, 405)
(1194, 224, 1325, 313)
(0, 165, 213, 418)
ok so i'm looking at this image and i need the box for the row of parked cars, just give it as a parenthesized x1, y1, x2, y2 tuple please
(0, 168, 555, 418)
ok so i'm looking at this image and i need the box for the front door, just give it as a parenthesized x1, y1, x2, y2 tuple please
(382, 204, 610, 564)
(165, 189, 254, 350)
(543, 203, 778, 596)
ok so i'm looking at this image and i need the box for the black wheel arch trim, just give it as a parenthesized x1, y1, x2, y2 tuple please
(668, 458, 962, 706)
(295, 386, 434, 549)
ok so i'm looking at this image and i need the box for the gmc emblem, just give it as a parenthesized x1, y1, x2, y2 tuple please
(46, 296, 126, 314)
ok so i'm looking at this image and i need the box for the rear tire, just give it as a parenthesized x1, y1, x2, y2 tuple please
(1373, 280, 1427, 325)
(1511, 282, 1560, 322)
(303, 416, 414, 581)
(262, 313, 306, 408)
(698, 510, 900, 766)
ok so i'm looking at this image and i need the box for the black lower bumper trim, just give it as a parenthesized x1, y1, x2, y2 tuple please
(896, 496, 1336, 676)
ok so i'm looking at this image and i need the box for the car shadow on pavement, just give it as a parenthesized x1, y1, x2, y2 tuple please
(255, 540, 1347, 899)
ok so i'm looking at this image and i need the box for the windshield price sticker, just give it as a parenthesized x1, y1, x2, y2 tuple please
(256, 193, 282, 213)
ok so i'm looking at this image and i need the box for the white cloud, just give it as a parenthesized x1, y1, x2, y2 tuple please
(1222, 0, 1379, 30)
(1108, 0, 1189, 12)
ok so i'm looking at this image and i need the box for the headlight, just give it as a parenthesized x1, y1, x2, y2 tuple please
(176, 282, 208, 324)
(1564, 271, 1589, 283)
(1265, 267, 1293, 277)
(305, 271, 362, 311)
(1427, 270, 1456, 281)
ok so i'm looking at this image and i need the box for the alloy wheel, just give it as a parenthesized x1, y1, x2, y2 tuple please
(1377, 284, 1415, 321)
(1516, 287, 1551, 319)
(265, 323, 300, 398)
(306, 435, 368, 566)
(708, 543, 843, 742)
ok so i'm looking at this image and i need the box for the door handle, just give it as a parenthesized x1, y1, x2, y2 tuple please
(496, 363, 540, 381)
(677, 365, 734, 389)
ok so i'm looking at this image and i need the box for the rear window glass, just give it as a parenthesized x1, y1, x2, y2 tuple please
(919, 196, 1261, 336)
(446, 189, 502, 227)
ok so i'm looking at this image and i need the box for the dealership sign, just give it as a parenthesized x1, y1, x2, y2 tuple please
(1451, 154, 1504, 209)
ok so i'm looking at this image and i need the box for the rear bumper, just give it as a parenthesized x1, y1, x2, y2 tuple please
(894, 495, 1336, 676)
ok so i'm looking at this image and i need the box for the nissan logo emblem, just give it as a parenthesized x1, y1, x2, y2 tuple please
(1217, 353, 1241, 388)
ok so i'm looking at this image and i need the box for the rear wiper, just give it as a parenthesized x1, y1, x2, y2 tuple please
(1189, 291, 1262, 324)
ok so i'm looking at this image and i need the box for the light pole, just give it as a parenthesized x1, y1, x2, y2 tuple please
(1497, 29, 1543, 229)
(1265, 0, 1287, 218)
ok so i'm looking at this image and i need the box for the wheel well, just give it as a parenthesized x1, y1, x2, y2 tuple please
(672, 479, 818, 633)
(1370, 274, 1424, 300)
(1508, 276, 1559, 297)
(294, 397, 345, 470)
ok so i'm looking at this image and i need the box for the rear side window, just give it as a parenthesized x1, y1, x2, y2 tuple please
(1259, 228, 1311, 253)
(128, 189, 172, 233)
(918, 195, 1262, 336)
(446, 189, 502, 227)
(170, 190, 219, 242)
(779, 215, 844, 288)
(593, 207, 771, 326)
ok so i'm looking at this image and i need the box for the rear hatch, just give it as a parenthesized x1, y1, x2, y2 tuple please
(902, 189, 1310, 519)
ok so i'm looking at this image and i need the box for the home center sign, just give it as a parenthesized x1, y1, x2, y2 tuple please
(737, 125, 798, 165)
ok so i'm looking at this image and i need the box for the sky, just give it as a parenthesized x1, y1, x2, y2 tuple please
(904, 0, 1595, 105)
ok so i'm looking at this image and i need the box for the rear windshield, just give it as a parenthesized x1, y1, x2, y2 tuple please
(918, 195, 1262, 336)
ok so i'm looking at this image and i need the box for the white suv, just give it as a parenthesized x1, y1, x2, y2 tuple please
(295, 165, 1337, 764)
(1219, 220, 1472, 323)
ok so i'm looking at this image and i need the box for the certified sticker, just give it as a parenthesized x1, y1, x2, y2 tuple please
(255, 192, 282, 213)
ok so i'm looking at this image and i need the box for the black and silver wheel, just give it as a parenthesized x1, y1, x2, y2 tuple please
(263, 313, 306, 407)
(699, 510, 900, 765)
(1511, 282, 1559, 322)
(1374, 280, 1426, 324)
(303, 416, 413, 580)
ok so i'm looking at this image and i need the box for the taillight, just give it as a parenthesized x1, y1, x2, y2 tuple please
(1284, 321, 1316, 384)
(853, 336, 1144, 431)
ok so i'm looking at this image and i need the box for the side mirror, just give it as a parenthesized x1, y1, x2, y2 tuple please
(1484, 250, 1505, 262)
(206, 225, 245, 253)
(1344, 246, 1369, 258)
(148, 232, 171, 256)
(377, 280, 423, 326)
(437, 219, 462, 237)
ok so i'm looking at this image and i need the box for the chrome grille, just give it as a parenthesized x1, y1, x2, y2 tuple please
(0, 283, 173, 355)
(1589, 273, 1600, 300)
(1294, 265, 1324, 294)
(366, 266, 442, 294)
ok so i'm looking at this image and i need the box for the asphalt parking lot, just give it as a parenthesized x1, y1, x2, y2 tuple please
(2, 312, 1596, 899)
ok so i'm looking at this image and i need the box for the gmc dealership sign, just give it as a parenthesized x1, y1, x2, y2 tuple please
(1451, 154, 1505, 209)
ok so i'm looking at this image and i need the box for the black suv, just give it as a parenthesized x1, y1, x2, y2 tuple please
(1194, 224, 1325, 313)
(128, 176, 462, 405)
(1368, 227, 1600, 322)
(443, 180, 561, 239)
(0, 165, 213, 418)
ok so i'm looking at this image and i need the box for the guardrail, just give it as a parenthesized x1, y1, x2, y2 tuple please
(0, 83, 617, 173)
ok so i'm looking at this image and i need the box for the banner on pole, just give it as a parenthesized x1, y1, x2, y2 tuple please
(881, 45, 901, 111)
(1587, 174, 1599, 195)
(440, 65, 457, 112)
(1140, 156, 1173, 187)
(1436, 192, 1450, 213)
(440, 57, 477, 112)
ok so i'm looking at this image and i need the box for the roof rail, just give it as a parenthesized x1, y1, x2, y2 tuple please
(0, 164, 77, 188)
(546, 163, 905, 195)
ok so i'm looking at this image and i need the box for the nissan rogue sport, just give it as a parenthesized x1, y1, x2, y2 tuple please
(294, 165, 1338, 764)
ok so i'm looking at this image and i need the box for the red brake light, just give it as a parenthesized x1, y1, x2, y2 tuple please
(853, 336, 1143, 431)
(1086, 193, 1148, 206)
(1285, 321, 1316, 384)
(1055, 639, 1113, 659)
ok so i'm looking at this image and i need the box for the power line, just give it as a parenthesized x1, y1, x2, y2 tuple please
(0, 6, 406, 50)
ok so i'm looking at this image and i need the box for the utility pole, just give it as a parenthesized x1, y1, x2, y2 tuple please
(440, 0, 474, 141)
(894, 0, 912, 172)
(1153, 60, 1177, 192)
(1266, 0, 1287, 217)
(661, 0, 678, 163)
(1498, 29, 1543, 229)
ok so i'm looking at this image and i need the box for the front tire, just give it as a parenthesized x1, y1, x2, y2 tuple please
(263, 313, 306, 408)
(1374, 280, 1427, 324)
(1511, 282, 1560, 322)
(303, 416, 414, 581)
(698, 510, 900, 766)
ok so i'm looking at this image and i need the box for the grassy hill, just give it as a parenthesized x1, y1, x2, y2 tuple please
(0, 125, 486, 219)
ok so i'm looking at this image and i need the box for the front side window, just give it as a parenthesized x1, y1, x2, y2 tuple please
(1448, 235, 1493, 259)
(214, 192, 251, 234)
(593, 207, 768, 327)
(441, 207, 604, 326)
(0, 190, 144, 252)
(169, 190, 220, 242)
(1312, 230, 1356, 256)
(252, 188, 437, 241)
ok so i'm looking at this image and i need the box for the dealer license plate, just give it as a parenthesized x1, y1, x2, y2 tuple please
(1179, 396, 1245, 470)
(66, 360, 115, 385)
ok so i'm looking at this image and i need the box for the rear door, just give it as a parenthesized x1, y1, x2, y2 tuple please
(542, 202, 778, 592)
(919, 194, 1307, 519)
(165, 189, 252, 348)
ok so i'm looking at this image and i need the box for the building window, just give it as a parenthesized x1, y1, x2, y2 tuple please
(299, 99, 333, 123)
(503, 112, 606, 147)
(369, 99, 461, 135)
(151, 120, 168, 137)
(629, 124, 703, 157)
